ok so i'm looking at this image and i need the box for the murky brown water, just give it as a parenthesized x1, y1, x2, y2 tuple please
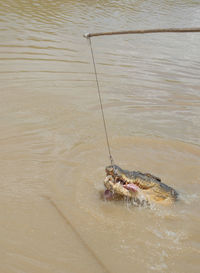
(0, 0, 200, 272)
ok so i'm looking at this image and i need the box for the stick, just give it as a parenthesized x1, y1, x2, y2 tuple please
(84, 27, 200, 38)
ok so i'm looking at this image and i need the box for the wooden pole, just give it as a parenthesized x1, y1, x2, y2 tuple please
(84, 27, 200, 38)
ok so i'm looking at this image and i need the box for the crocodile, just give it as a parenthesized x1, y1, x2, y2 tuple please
(104, 165, 178, 205)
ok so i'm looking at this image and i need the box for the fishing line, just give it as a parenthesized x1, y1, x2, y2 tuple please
(87, 36, 114, 165)
(84, 27, 200, 165)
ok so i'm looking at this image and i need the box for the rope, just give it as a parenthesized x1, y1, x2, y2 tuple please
(88, 37, 114, 165)
(84, 27, 200, 38)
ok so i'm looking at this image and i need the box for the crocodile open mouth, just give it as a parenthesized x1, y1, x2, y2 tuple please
(111, 175, 139, 192)
(104, 174, 140, 200)
(105, 168, 139, 192)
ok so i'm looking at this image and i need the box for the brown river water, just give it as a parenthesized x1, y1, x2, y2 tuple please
(0, 0, 200, 272)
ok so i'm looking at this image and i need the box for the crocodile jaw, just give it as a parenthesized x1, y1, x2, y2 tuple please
(104, 175, 139, 198)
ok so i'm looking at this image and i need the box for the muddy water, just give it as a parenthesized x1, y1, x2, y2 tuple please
(0, 0, 200, 272)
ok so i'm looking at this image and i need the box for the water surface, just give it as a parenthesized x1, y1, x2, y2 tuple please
(0, 1, 200, 273)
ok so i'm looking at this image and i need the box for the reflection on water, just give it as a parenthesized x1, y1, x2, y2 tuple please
(0, 1, 200, 273)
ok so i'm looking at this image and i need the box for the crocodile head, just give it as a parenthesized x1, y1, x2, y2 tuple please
(104, 164, 178, 205)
